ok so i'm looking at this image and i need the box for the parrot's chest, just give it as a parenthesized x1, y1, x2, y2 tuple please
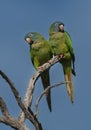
(31, 43, 50, 60)
(51, 37, 68, 55)
(31, 42, 42, 51)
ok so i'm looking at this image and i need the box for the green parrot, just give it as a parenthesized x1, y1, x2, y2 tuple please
(49, 21, 76, 103)
(24, 32, 52, 111)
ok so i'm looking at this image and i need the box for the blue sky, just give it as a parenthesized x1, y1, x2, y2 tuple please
(0, 0, 91, 130)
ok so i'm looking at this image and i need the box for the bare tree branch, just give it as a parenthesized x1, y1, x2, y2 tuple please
(0, 70, 42, 130)
(18, 71, 40, 123)
(0, 55, 64, 130)
(0, 97, 29, 130)
(0, 97, 9, 117)
(0, 116, 30, 130)
(35, 81, 71, 117)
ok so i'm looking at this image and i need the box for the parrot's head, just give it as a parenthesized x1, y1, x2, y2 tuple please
(49, 21, 64, 35)
(24, 32, 43, 45)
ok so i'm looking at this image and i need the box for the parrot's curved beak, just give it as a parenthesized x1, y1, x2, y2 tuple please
(59, 24, 64, 32)
(25, 37, 31, 44)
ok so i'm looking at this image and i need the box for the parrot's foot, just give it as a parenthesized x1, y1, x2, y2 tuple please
(58, 54, 65, 60)
(47, 60, 52, 65)
(37, 66, 44, 72)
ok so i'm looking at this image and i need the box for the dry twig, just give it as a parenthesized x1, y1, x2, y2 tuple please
(35, 81, 71, 117)
(0, 70, 42, 130)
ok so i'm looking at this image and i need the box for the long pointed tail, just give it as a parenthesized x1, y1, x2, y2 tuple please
(41, 69, 52, 112)
(64, 72, 74, 103)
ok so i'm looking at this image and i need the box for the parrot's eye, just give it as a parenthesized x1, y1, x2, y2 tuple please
(59, 24, 64, 32)
(26, 37, 31, 44)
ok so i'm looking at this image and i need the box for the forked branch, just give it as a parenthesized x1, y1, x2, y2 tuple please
(0, 55, 64, 130)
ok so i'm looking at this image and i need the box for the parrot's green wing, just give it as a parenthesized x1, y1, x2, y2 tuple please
(65, 31, 76, 76)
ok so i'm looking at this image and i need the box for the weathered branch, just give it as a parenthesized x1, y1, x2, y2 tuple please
(0, 97, 29, 130)
(18, 71, 40, 123)
(0, 70, 42, 130)
(0, 116, 30, 130)
(35, 81, 71, 117)
(0, 55, 63, 130)
(0, 97, 9, 117)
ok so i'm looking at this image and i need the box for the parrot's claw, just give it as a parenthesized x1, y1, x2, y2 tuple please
(37, 66, 44, 71)
(47, 60, 52, 65)
(58, 54, 65, 59)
